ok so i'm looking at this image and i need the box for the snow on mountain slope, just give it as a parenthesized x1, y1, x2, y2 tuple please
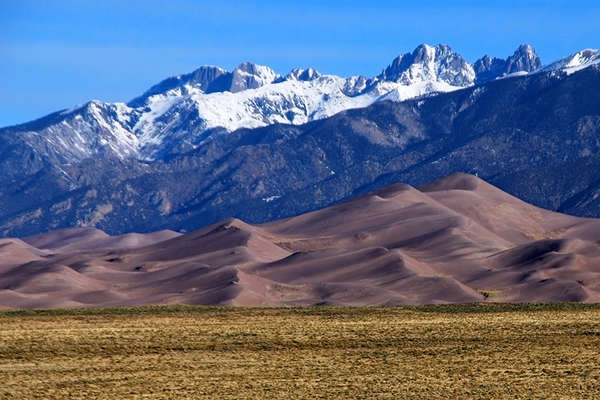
(130, 69, 470, 158)
(377, 44, 475, 86)
(3, 44, 481, 162)
(229, 62, 280, 92)
(123, 44, 481, 159)
(5, 43, 591, 164)
(474, 44, 542, 83)
(375, 80, 461, 102)
(131, 73, 377, 158)
(11, 101, 139, 163)
(541, 49, 600, 75)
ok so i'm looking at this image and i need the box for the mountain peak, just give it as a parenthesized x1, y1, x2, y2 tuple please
(229, 62, 279, 93)
(517, 43, 535, 53)
(127, 65, 228, 107)
(412, 43, 436, 55)
(286, 67, 321, 81)
(189, 65, 228, 84)
(411, 43, 453, 61)
(379, 43, 475, 87)
(541, 48, 600, 75)
(474, 44, 541, 83)
(505, 44, 541, 74)
(234, 61, 271, 73)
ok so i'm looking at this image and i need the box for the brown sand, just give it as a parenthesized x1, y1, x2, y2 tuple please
(2, 173, 599, 308)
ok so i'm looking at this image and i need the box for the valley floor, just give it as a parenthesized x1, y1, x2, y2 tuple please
(1, 304, 599, 399)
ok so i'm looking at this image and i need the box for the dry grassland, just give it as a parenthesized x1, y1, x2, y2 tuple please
(0, 304, 599, 399)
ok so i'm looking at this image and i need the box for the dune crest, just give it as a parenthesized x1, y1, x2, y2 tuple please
(2, 173, 600, 309)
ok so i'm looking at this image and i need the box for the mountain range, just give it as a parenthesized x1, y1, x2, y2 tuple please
(2, 174, 599, 309)
(0, 43, 599, 236)
(1, 43, 545, 162)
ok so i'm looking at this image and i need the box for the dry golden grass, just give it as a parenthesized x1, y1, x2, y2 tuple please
(1, 304, 599, 399)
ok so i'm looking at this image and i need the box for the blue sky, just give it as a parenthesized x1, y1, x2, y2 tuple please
(1, 0, 599, 127)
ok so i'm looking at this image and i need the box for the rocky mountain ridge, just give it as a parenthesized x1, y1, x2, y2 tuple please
(0, 44, 599, 236)
(1, 43, 554, 163)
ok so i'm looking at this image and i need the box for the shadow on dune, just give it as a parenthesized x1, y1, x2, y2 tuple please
(1, 173, 600, 309)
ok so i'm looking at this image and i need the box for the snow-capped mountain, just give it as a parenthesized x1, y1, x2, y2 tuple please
(1, 43, 596, 164)
(378, 44, 475, 86)
(541, 48, 600, 75)
(474, 44, 542, 83)
(1, 43, 600, 238)
(369, 44, 475, 102)
(126, 70, 377, 158)
(6, 100, 139, 164)
(123, 43, 487, 159)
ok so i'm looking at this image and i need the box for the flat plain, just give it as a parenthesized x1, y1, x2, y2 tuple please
(1, 304, 599, 399)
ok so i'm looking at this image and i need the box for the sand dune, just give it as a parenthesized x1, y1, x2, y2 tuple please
(24, 227, 181, 251)
(2, 173, 600, 309)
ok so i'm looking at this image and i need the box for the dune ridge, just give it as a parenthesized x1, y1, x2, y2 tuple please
(1, 173, 600, 309)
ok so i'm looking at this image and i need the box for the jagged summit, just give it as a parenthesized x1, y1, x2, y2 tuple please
(128, 65, 228, 107)
(473, 55, 506, 83)
(1, 43, 596, 165)
(129, 62, 279, 107)
(474, 44, 541, 83)
(0, 51, 599, 238)
(542, 48, 600, 74)
(378, 43, 475, 87)
(505, 44, 542, 74)
(286, 67, 321, 81)
(229, 62, 280, 92)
